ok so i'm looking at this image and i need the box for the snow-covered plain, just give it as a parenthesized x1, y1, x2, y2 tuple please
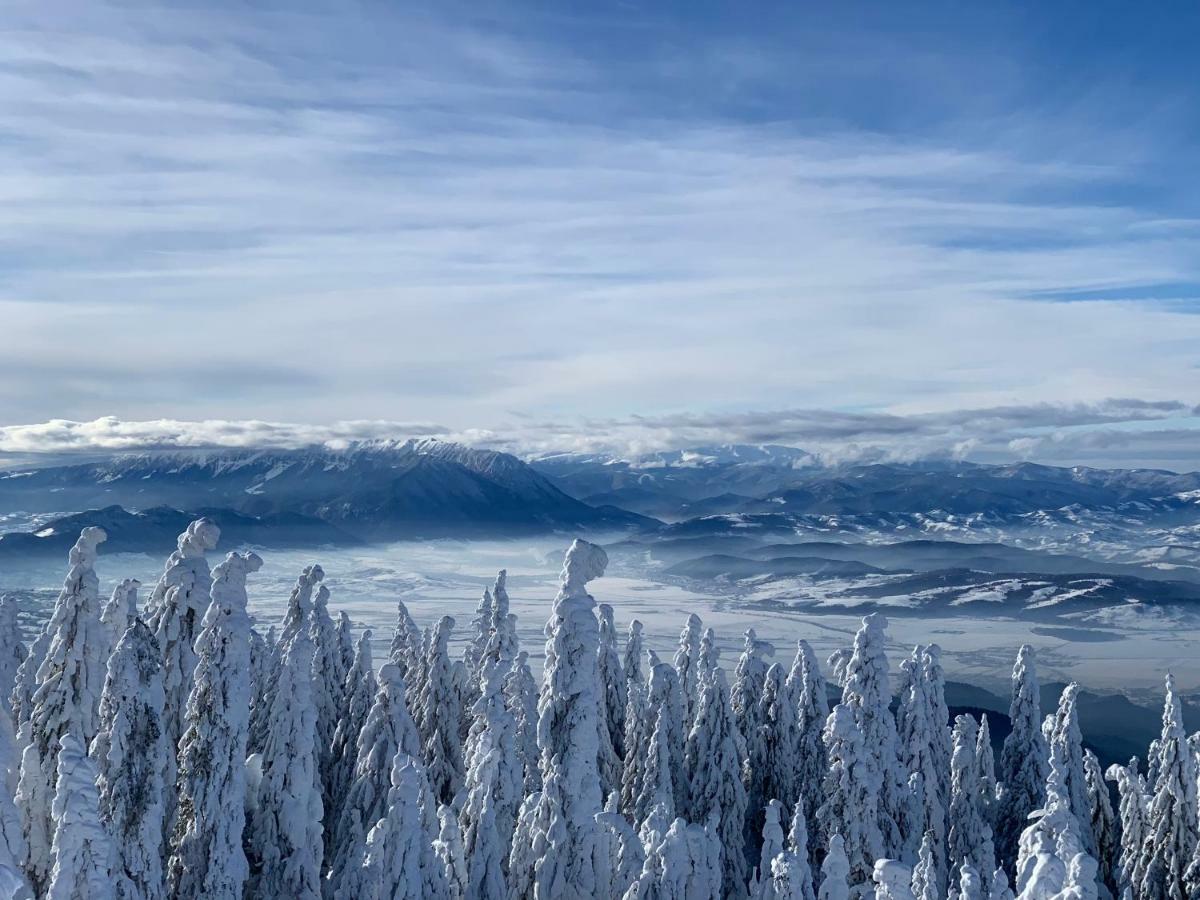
(3, 537, 1196, 702)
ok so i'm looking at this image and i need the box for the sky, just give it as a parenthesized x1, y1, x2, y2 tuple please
(2, 1, 1199, 468)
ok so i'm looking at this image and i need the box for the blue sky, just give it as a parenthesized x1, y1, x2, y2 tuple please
(1, 1, 1199, 466)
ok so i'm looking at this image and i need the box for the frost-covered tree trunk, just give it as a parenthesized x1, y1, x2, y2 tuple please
(598, 604, 627, 799)
(417, 616, 466, 807)
(1139, 675, 1198, 899)
(325, 662, 421, 897)
(18, 526, 109, 894)
(248, 626, 324, 900)
(46, 735, 114, 900)
(508, 539, 610, 900)
(673, 614, 703, 731)
(685, 668, 750, 900)
(0, 596, 27, 725)
(92, 618, 167, 900)
(327, 629, 376, 841)
(167, 551, 261, 900)
(1105, 759, 1147, 895)
(144, 518, 220, 840)
(996, 645, 1048, 874)
(947, 715, 995, 897)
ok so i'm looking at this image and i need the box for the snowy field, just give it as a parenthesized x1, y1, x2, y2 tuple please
(2, 536, 1197, 703)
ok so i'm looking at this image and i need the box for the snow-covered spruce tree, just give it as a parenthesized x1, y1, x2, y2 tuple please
(503, 650, 541, 797)
(388, 597, 422, 685)
(1138, 674, 1198, 899)
(91, 618, 166, 900)
(248, 625, 324, 900)
(673, 614, 703, 731)
(463, 587, 495, 708)
(624, 659, 686, 826)
(167, 550, 261, 900)
(416, 615, 466, 807)
(144, 517, 220, 836)
(776, 799, 817, 900)
(324, 661, 421, 897)
(818, 834, 850, 900)
(622, 813, 722, 900)
(910, 832, 938, 900)
(896, 646, 949, 895)
(337, 751, 447, 900)
(99, 578, 140, 662)
(830, 614, 908, 864)
(947, 715, 995, 897)
(817, 702, 883, 899)
(685, 667, 750, 900)
(749, 664, 798, 859)
(1105, 758, 1147, 894)
(988, 868, 1014, 900)
(46, 734, 114, 900)
(0, 668, 30, 899)
(976, 716, 997, 827)
(0, 596, 26, 723)
(872, 860, 915, 900)
(508, 538, 610, 900)
(1012, 714, 1097, 900)
(17, 526, 109, 894)
(309, 581, 348, 812)
(1081, 751, 1116, 898)
(598, 603, 627, 798)
(327, 629, 376, 836)
(459, 622, 524, 900)
(751, 799, 787, 898)
(623, 620, 646, 703)
(951, 863, 984, 900)
(995, 645, 1049, 874)
(597, 797, 646, 898)
(732, 628, 773, 745)
(246, 624, 275, 757)
(1047, 684, 1094, 859)
(434, 803, 468, 899)
(787, 639, 829, 861)
(336, 612, 354, 681)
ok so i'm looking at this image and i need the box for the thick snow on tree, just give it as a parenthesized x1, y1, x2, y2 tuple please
(673, 614, 703, 730)
(99, 579, 139, 663)
(751, 800, 787, 899)
(756, 664, 799, 831)
(598, 799, 646, 898)
(897, 646, 949, 894)
(388, 597, 422, 685)
(598, 603, 627, 797)
(464, 587, 495, 706)
(948, 715, 995, 898)
(336, 612, 354, 681)
(46, 735, 114, 900)
(625, 660, 685, 827)
(18, 526, 109, 894)
(996, 645, 1049, 873)
(622, 813, 721, 900)
(434, 803, 468, 899)
(787, 639, 829, 858)
(459, 617, 524, 900)
(0, 596, 26, 723)
(818, 834, 850, 900)
(685, 668, 750, 900)
(309, 581, 347, 808)
(1081, 752, 1116, 897)
(623, 621, 646, 701)
(416, 615, 466, 807)
(1046, 685, 1093, 860)
(248, 626, 324, 900)
(775, 800, 816, 900)
(817, 702, 884, 898)
(1138, 674, 1198, 900)
(952, 863, 984, 900)
(168, 551, 261, 900)
(325, 661, 421, 897)
(327, 629, 376, 836)
(1105, 759, 1147, 894)
(1012, 715, 1097, 900)
(508, 538, 610, 900)
(872, 860, 915, 900)
(11, 622, 48, 736)
(976, 716, 997, 822)
(92, 618, 166, 900)
(989, 868, 1014, 900)
(911, 833, 938, 900)
(246, 624, 275, 757)
(501, 650, 541, 798)
(0, 677, 30, 900)
(732, 628, 773, 745)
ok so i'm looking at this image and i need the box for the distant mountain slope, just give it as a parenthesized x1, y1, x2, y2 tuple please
(0, 440, 654, 541)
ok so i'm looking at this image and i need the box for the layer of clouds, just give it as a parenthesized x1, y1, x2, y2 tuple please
(0, 2, 1197, 428)
(3, 404, 1197, 472)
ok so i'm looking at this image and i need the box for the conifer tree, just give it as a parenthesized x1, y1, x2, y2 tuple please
(947, 715, 995, 897)
(996, 645, 1048, 873)
(505, 650, 541, 796)
(1141, 675, 1198, 899)
(598, 603, 627, 797)
(0, 596, 26, 724)
(99, 579, 139, 662)
(673, 614, 703, 729)
(1106, 758, 1147, 894)
(788, 639, 829, 860)
(417, 615, 465, 807)
(45, 735, 113, 900)
(168, 551, 261, 900)
(92, 618, 166, 900)
(818, 834, 850, 900)
(327, 629, 376, 835)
